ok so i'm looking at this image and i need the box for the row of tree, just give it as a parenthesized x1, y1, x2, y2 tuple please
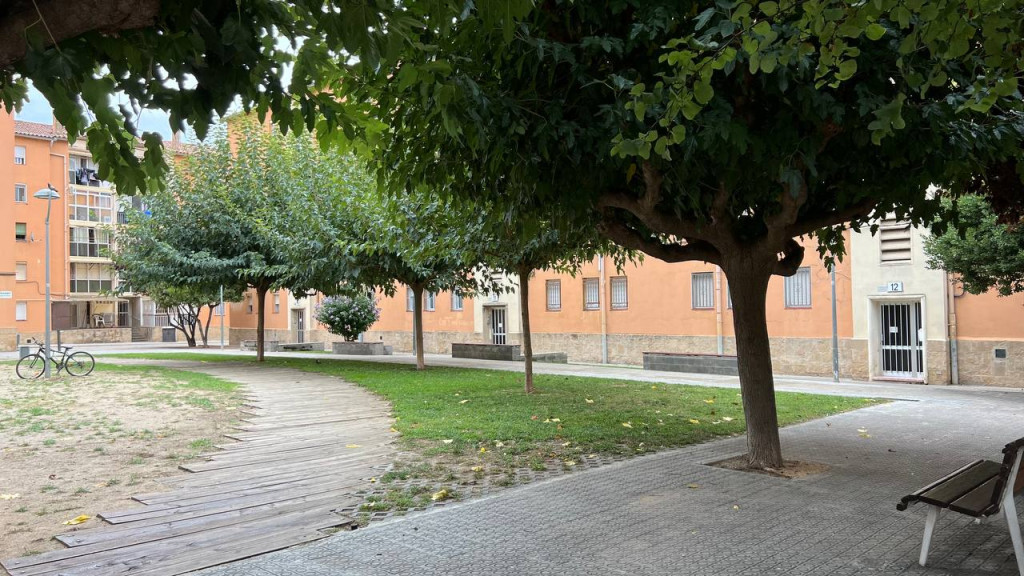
(111, 119, 624, 389)
(14, 1, 1022, 470)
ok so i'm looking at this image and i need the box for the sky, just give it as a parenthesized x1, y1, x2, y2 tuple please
(16, 83, 191, 142)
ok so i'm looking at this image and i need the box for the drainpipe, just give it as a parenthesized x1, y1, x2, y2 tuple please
(714, 266, 724, 355)
(598, 256, 608, 364)
(830, 266, 840, 382)
(945, 272, 959, 386)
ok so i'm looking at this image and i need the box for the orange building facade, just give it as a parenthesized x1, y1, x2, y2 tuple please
(2, 111, 1022, 387)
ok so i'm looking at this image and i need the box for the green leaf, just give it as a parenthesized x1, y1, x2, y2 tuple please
(865, 23, 886, 41)
(694, 81, 714, 105)
(760, 2, 779, 17)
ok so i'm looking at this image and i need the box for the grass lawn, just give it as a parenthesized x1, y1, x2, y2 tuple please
(109, 353, 877, 456)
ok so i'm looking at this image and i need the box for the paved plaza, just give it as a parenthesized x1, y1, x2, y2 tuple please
(184, 355, 1024, 576)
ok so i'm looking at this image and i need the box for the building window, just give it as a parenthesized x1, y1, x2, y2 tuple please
(546, 280, 561, 311)
(784, 267, 812, 308)
(15, 184, 27, 203)
(451, 290, 463, 311)
(213, 302, 225, 316)
(69, 188, 114, 223)
(273, 293, 281, 314)
(246, 295, 254, 314)
(15, 222, 27, 241)
(879, 218, 912, 263)
(16, 301, 27, 321)
(583, 278, 599, 310)
(14, 146, 25, 165)
(69, 227, 111, 258)
(70, 263, 115, 293)
(15, 262, 27, 281)
(406, 288, 415, 311)
(425, 291, 436, 311)
(691, 272, 715, 309)
(610, 277, 628, 310)
(726, 283, 732, 309)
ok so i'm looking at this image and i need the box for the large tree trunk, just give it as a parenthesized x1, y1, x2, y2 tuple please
(724, 264, 783, 469)
(256, 286, 269, 362)
(412, 283, 425, 370)
(517, 265, 535, 393)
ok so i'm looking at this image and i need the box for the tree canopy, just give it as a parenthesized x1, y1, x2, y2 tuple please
(926, 195, 1024, 296)
(337, 0, 1024, 468)
(0, 0, 533, 194)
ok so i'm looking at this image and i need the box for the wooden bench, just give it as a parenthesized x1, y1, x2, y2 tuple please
(897, 437, 1024, 573)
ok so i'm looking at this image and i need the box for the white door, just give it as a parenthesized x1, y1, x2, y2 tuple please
(293, 310, 305, 343)
(879, 302, 924, 379)
(490, 307, 507, 345)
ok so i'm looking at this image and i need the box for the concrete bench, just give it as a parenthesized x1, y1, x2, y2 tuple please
(331, 341, 390, 355)
(279, 342, 325, 352)
(642, 352, 738, 376)
(452, 343, 568, 364)
(241, 340, 279, 352)
(897, 437, 1024, 573)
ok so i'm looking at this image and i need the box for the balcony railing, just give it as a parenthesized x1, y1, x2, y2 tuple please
(70, 242, 110, 258)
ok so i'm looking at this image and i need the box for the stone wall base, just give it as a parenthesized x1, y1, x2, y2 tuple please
(953, 339, 1024, 388)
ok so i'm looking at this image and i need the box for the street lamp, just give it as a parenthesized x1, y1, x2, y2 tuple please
(33, 184, 60, 378)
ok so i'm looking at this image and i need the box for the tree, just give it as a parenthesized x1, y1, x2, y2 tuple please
(0, 1, 519, 194)
(339, 1, 1024, 468)
(926, 195, 1024, 296)
(111, 176, 244, 347)
(478, 207, 629, 393)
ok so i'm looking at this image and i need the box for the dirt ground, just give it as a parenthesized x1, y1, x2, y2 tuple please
(0, 364, 240, 559)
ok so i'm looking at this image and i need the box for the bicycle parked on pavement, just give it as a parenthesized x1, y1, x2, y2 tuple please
(16, 338, 95, 379)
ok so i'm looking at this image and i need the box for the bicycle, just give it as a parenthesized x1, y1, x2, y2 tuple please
(16, 338, 96, 379)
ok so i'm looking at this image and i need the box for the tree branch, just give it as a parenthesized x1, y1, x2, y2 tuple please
(598, 216, 721, 265)
(0, 0, 161, 68)
(789, 197, 879, 237)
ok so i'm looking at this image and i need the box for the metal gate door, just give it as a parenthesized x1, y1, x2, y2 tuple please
(879, 302, 924, 379)
(490, 307, 507, 345)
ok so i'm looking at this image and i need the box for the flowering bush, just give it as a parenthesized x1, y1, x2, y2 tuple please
(315, 295, 380, 341)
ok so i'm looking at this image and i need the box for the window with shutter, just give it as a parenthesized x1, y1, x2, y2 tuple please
(784, 267, 812, 308)
(691, 272, 714, 309)
(583, 278, 599, 310)
(546, 280, 561, 311)
(610, 277, 628, 309)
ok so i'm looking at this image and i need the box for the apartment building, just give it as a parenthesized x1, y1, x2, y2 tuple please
(0, 111, 193, 349)
(362, 229, 1024, 388)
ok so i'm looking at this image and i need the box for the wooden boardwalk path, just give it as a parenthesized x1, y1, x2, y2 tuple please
(2, 362, 396, 576)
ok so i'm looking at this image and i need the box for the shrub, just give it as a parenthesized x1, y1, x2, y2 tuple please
(315, 295, 380, 341)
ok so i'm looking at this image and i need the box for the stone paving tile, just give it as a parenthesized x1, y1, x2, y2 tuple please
(190, 384, 1024, 576)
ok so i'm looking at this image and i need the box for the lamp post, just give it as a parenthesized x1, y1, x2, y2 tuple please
(33, 184, 60, 378)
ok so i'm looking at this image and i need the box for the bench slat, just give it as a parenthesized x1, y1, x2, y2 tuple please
(917, 460, 1002, 508)
(948, 476, 1001, 517)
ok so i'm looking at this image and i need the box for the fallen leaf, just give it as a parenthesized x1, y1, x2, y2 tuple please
(442, 439, 454, 444)
(479, 447, 487, 453)
(454, 393, 461, 396)
(0, 494, 20, 500)
(712, 420, 722, 425)
(471, 466, 484, 472)
(732, 505, 740, 511)
(564, 460, 576, 467)
(550, 418, 561, 423)
(389, 427, 399, 433)
(561, 441, 571, 447)
(651, 385, 657, 389)
(688, 419, 701, 425)
(587, 454, 596, 458)
(459, 399, 470, 404)
(687, 483, 700, 489)
(704, 399, 715, 404)
(494, 441, 505, 448)
(858, 428, 871, 439)
(621, 422, 633, 428)
(63, 515, 91, 526)
(530, 415, 539, 420)
(431, 489, 450, 502)
(585, 398, 594, 404)
(369, 477, 377, 483)
(721, 417, 734, 422)
(345, 444, 361, 448)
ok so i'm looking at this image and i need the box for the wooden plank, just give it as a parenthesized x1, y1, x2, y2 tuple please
(919, 460, 1002, 507)
(948, 476, 1000, 516)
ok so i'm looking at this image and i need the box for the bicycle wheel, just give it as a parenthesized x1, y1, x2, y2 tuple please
(65, 352, 96, 377)
(16, 353, 46, 379)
